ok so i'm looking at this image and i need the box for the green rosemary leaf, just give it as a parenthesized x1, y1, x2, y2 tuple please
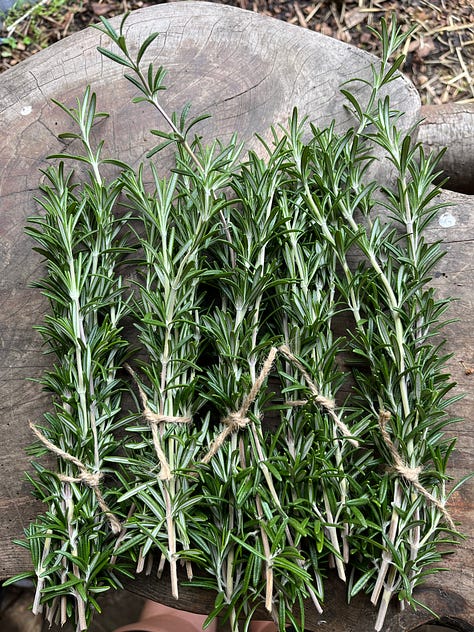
(136, 32, 160, 65)
(96, 46, 134, 68)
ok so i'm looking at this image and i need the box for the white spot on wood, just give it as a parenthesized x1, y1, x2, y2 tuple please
(439, 211, 456, 228)
(20, 105, 32, 116)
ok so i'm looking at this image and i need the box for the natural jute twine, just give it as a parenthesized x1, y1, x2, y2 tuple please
(125, 363, 192, 481)
(278, 345, 359, 447)
(29, 422, 122, 534)
(201, 347, 279, 464)
(378, 410, 456, 531)
(202, 344, 358, 463)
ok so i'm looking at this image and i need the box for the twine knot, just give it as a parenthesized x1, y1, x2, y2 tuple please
(59, 470, 104, 488)
(143, 408, 192, 426)
(225, 412, 250, 431)
(397, 464, 422, 484)
(125, 364, 192, 481)
(278, 345, 358, 447)
(201, 347, 278, 464)
(378, 411, 456, 532)
(29, 422, 122, 534)
(77, 471, 103, 487)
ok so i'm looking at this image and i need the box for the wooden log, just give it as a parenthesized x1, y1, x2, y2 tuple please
(0, 3, 472, 630)
(419, 103, 474, 195)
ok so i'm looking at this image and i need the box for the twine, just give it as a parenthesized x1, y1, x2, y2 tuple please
(201, 347, 279, 465)
(278, 345, 359, 447)
(378, 411, 456, 531)
(201, 344, 358, 463)
(29, 422, 122, 534)
(125, 363, 192, 481)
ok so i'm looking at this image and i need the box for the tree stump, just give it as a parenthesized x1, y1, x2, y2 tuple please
(0, 3, 472, 631)
(418, 103, 474, 195)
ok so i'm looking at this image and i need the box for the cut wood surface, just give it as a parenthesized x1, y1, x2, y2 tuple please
(419, 103, 474, 195)
(0, 3, 472, 630)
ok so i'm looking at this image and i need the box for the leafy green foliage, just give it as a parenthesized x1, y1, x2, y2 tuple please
(0, 0, 70, 57)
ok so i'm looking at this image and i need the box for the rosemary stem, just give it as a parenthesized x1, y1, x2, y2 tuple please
(136, 547, 146, 574)
(225, 546, 236, 612)
(322, 488, 346, 581)
(333, 432, 349, 565)
(371, 480, 402, 605)
(375, 564, 398, 632)
(227, 435, 238, 631)
(81, 127, 102, 187)
(149, 94, 204, 175)
(64, 484, 87, 631)
(60, 593, 67, 627)
(32, 529, 52, 615)
(157, 553, 166, 579)
(256, 494, 274, 612)
(164, 482, 178, 599)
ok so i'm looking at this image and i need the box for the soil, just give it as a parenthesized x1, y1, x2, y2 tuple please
(1, 0, 473, 104)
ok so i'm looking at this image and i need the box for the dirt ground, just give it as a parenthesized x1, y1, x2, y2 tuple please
(1, 0, 473, 104)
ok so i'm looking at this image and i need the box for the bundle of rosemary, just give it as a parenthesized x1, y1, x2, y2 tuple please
(12, 13, 465, 632)
(6, 88, 134, 630)
(113, 133, 243, 599)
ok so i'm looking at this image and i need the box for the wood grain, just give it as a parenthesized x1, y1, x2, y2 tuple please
(419, 104, 474, 195)
(0, 3, 471, 630)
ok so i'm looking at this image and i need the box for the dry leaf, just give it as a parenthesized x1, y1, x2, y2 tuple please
(344, 8, 366, 29)
(91, 3, 113, 16)
(408, 37, 435, 60)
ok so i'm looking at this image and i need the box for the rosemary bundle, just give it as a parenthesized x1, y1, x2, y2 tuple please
(87, 19, 249, 599)
(114, 137, 241, 598)
(13, 13, 466, 632)
(273, 115, 363, 589)
(273, 21, 461, 628)
(195, 147, 315, 630)
(9, 88, 133, 631)
(330, 85, 460, 630)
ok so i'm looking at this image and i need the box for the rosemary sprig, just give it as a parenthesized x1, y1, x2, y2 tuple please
(115, 135, 240, 598)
